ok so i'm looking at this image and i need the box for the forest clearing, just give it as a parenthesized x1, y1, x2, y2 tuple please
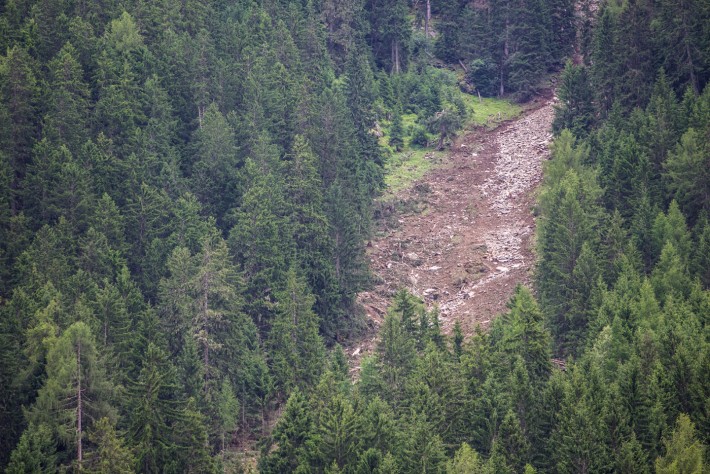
(353, 91, 555, 367)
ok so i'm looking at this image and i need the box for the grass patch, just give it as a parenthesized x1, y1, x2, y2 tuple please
(377, 86, 520, 199)
(463, 94, 522, 128)
(383, 148, 445, 196)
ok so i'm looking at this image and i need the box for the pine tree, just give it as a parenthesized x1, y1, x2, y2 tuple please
(453, 320, 464, 361)
(189, 103, 240, 223)
(390, 288, 420, 336)
(282, 136, 340, 338)
(447, 442, 485, 474)
(651, 242, 692, 303)
(266, 266, 325, 397)
(173, 398, 216, 473)
(664, 128, 710, 221)
(260, 388, 316, 473)
(567, 242, 602, 349)
(654, 0, 710, 93)
(590, 8, 619, 117)
(6, 423, 58, 474)
(345, 46, 384, 195)
(322, 0, 366, 71)
(44, 42, 90, 154)
(652, 196, 693, 257)
(691, 214, 710, 287)
(490, 0, 551, 98)
(215, 378, 239, 454)
(94, 12, 149, 150)
(1, 45, 39, 214)
(377, 311, 416, 406)
(367, 0, 410, 73)
(228, 147, 291, 330)
(389, 107, 404, 151)
(615, 434, 650, 474)
(26, 322, 114, 470)
(550, 370, 612, 474)
(553, 62, 594, 137)
(645, 73, 683, 189)
(496, 286, 551, 383)
(85, 417, 136, 474)
(126, 343, 180, 473)
(124, 182, 172, 296)
(434, 0, 465, 63)
(496, 409, 531, 473)
(400, 415, 447, 473)
(537, 168, 604, 349)
(191, 232, 241, 385)
(614, 0, 657, 111)
(130, 75, 182, 192)
(655, 414, 707, 474)
(316, 394, 360, 470)
(324, 180, 370, 310)
(359, 396, 397, 455)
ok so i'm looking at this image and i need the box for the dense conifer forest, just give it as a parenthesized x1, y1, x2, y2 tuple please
(0, 0, 708, 472)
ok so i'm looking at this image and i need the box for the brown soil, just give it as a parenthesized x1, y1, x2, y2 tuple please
(349, 92, 556, 369)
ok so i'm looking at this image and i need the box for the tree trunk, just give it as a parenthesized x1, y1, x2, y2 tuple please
(77, 340, 83, 470)
(501, 18, 509, 97)
(500, 68, 505, 97)
(425, 0, 431, 38)
(392, 40, 401, 74)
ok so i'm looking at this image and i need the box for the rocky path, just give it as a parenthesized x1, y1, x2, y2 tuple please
(351, 94, 555, 365)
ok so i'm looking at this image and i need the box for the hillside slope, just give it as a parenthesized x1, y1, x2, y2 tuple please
(353, 92, 555, 363)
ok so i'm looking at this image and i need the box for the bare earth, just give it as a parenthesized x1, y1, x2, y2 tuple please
(350, 93, 556, 366)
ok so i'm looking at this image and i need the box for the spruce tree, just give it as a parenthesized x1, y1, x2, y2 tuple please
(44, 42, 90, 154)
(260, 388, 316, 473)
(0, 45, 39, 213)
(6, 423, 58, 474)
(389, 107, 404, 151)
(126, 343, 180, 473)
(655, 414, 707, 474)
(496, 286, 551, 383)
(553, 62, 594, 137)
(266, 266, 325, 397)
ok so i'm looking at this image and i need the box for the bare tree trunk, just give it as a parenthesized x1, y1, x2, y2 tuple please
(202, 276, 210, 382)
(500, 18, 509, 97)
(77, 340, 83, 470)
(500, 68, 505, 97)
(391, 40, 401, 74)
(425, 0, 431, 38)
(334, 232, 342, 279)
(197, 105, 205, 129)
(395, 40, 400, 74)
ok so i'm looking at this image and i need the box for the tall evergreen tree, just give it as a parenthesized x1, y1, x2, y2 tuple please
(44, 42, 90, 154)
(0, 45, 39, 213)
(25, 322, 114, 470)
(266, 266, 325, 397)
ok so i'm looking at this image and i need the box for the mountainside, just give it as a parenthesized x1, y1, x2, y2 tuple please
(1, 0, 709, 472)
